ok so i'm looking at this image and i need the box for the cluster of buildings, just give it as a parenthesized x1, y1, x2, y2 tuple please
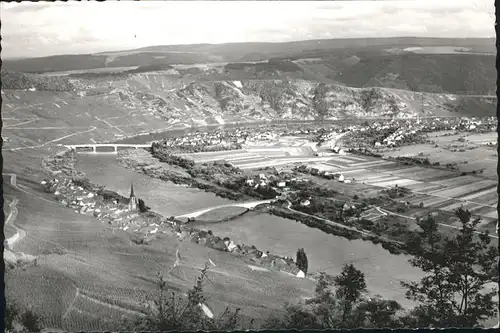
(304, 167, 350, 184)
(42, 178, 148, 229)
(245, 173, 291, 192)
(177, 227, 305, 276)
(313, 117, 496, 150)
(159, 129, 249, 148)
(157, 125, 330, 151)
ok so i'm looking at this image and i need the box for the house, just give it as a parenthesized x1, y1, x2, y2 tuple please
(246, 179, 255, 186)
(259, 174, 267, 180)
(300, 199, 311, 207)
(338, 174, 345, 182)
(227, 241, 238, 252)
(277, 181, 286, 188)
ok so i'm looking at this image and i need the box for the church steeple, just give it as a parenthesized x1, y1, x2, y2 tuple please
(129, 182, 137, 211)
(130, 182, 135, 198)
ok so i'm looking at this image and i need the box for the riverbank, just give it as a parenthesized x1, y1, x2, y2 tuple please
(117, 148, 415, 257)
(269, 205, 406, 256)
(116, 149, 256, 201)
(40, 173, 306, 278)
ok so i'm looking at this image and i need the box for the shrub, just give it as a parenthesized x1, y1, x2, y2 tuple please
(121, 264, 252, 331)
(5, 301, 42, 332)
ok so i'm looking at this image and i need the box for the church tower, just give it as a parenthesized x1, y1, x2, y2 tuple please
(128, 182, 138, 211)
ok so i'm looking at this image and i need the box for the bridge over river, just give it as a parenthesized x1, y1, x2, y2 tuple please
(65, 143, 151, 153)
(176, 199, 275, 219)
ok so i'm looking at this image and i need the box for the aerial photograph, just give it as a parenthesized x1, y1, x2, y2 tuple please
(1, 0, 498, 331)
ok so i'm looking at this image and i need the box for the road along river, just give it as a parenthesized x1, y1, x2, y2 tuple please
(75, 153, 424, 308)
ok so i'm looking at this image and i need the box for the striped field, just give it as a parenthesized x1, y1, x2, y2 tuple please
(183, 147, 497, 220)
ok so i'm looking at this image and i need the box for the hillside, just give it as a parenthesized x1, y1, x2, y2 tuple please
(3, 178, 316, 330)
(2, 69, 496, 154)
(2, 69, 495, 132)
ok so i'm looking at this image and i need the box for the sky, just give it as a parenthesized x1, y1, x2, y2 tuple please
(1, 0, 495, 59)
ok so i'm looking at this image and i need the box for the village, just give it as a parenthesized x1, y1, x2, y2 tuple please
(322, 116, 496, 150)
(41, 176, 309, 278)
(151, 116, 497, 162)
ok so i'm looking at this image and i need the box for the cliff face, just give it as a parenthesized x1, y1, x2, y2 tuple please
(100, 76, 480, 125)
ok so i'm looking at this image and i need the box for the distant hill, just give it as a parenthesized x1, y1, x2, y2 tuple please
(3, 37, 493, 77)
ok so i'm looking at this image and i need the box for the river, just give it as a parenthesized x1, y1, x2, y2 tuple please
(75, 153, 423, 308)
(75, 154, 234, 216)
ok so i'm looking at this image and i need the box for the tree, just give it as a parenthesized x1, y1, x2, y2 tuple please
(353, 296, 403, 328)
(401, 209, 499, 327)
(19, 309, 42, 332)
(296, 248, 309, 274)
(333, 264, 367, 326)
(266, 265, 402, 329)
(138, 198, 150, 213)
(5, 302, 20, 332)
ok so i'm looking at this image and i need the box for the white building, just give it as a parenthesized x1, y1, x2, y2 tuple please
(300, 199, 311, 207)
(296, 270, 306, 278)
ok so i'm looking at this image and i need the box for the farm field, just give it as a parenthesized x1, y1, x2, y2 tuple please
(470, 190, 499, 206)
(301, 153, 497, 223)
(180, 141, 497, 223)
(381, 132, 497, 179)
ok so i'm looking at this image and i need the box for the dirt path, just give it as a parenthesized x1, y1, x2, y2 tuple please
(285, 200, 372, 237)
(62, 287, 80, 320)
(3, 173, 27, 249)
(5, 198, 27, 249)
